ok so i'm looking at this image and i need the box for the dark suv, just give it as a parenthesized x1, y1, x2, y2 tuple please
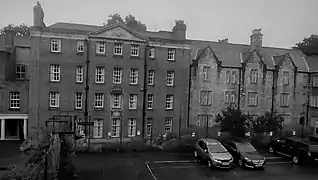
(194, 138, 233, 169)
(221, 138, 266, 169)
(268, 135, 318, 164)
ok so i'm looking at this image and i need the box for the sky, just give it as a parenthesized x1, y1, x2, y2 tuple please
(0, 0, 317, 48)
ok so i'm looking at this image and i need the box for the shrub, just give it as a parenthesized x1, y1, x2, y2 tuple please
(166, 133, 178, 141)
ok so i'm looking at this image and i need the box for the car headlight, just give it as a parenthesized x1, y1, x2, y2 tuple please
(244, 157, 251, 162)
(308, 152, 311, 156)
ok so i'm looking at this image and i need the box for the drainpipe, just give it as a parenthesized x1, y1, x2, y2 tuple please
(237, 68, 242, 110)
(84, 39, 90, 136)
(271, 68, 276, 116)
(306, 73, 311, 126)
(187, 64, 192, 127)
(141, 41, 149, 139)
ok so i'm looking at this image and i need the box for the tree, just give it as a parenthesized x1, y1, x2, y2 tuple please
(0, 23, 30, 36)
(215, 106, 252, 138)
(295, 34, 318, 56)
(252, 112, 283, 135)
(103, 13, 147, 31)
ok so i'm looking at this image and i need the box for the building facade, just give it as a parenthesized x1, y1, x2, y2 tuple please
(0, 31, 30, 140)
(28, 3, 191, 139)
(189, 29, 311, 133)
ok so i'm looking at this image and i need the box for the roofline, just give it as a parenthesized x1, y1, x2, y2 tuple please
(271, 56, 276, 66)
(303, 57, 310, 72)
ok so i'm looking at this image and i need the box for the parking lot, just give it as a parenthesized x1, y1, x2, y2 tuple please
(146, 159, 318, 180)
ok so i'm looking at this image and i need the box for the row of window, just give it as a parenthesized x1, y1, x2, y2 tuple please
(202, 67, 291, 85)
(199, 91, 290, 107)
(84, 117, 173, 138)
(49, 64, 175, 86)
(49, 92, 174, 110)
(51, 39, 176, 60)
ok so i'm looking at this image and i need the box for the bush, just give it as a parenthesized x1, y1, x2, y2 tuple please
(166, 133, 178, 141)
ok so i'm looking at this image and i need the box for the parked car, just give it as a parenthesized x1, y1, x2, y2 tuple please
(194, 138, 233, 169)
(221, 138, 266, 169)
(268, 136, 318, 164)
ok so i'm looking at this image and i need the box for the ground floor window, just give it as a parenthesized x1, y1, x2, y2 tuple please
(164, 117, 172, 134)
(93, 119, 103, 138)
(146, 117, 152, 137)
(111, 118, 120, 137)
(128, 118, 136, 137)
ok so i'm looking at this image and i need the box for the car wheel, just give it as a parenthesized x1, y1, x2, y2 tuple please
(268, 146, 275, 154)
(207, 160, 213, 168)
(292, 156, 299, 164)
(238, 159, 244, 168)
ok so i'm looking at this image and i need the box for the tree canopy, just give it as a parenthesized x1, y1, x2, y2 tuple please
(103, 13, 147, 32)
(252, 112, 283, 135)
(295, 34, 318, 56)
(0, 24, 30, 36)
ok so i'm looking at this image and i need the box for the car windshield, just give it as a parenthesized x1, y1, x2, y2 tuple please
(208, 144, 227, 153)
(237, 143, 256, 153)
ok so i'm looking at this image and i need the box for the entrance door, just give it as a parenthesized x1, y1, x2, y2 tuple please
(5, 119, 20, 139)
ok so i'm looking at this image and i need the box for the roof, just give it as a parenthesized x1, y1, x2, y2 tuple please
(305, 56, 318, 72)
(201, 138, 220, 144)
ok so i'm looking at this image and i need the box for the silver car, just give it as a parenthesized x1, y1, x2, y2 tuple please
(194, 138, 234, 168)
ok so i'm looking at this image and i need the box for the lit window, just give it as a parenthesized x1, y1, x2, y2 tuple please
(50, 64, 60, 82)
(166, 71, 175, 86)
(167, 48, 175, 60)
(49, 92, 60, 108)
(131, 44, 139, 56)
(94, 93, 104, 108)
(9, 92, 20, 109)
(16, 65, 27, 80)
(75, 92, 83, 109)
(96, 41, 106, 54)
(114, 43, 123, 55)
(76, 66, 83, 83)
(51, 39, 61, 53)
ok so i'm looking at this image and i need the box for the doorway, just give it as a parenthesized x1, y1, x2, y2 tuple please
(4, 119, 23, 140)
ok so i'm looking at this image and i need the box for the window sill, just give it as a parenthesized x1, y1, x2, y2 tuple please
(129, 56, 140, 59)
(148, 84, 155, 87)
(76, 52, 84, 55)
(50, 51, 62, 54)
(167, 59, 175, 62)
(111, 107, 121, 110)
(129, 83, 139, 86)
(147, 108, 154, 111)
(112, 82, 122, 85)
(95, 82, 105, 85)
(49, 80, 61, 83)
(113, 54, 123, 58)
(166, 85, 175, 87)
(8, 108, 20, 111)
(149, 57, 155, 60)
(15, 79, 28, 81)
(96, 53, 107, 56)
(165, 108, 174, 111)
(75, 81, 84, 84)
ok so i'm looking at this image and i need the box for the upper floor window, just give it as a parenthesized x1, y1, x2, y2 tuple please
(225, 91, 235, 104)
(250, 69, 258, 84)
(147, 94, 154, 110)
(247, 92, 258, 106)
(310, 95, 318, 107)
(77, 41, 84, 53)
(282, 71, 290, 85)
(165, 95, 174, 110)
(95, 67, 105, 84)
(200, 91, 212, 106)
(75, 92, 83, 109)
(50, 64, 60, 82)
(9, 92, 20, 109)
(51, 39, 61, 53)
(166, 71, 175, 86)
(225, 71, 231, 83)
(16, 64, 27, 80)
(94, 93, 104, 108)
(112, 94, 121, 109)
(131, 44, 139, 56)
(96, 41, 106, 54)
(49, 92, 60, 108)
(113, 68, 122, 84)
(129, 94, 138, 109)
(168, 48, 176, 61)
(202, 67, 209, 81)
(230, 91, 236, 103)
(313, 77, 318, 87)
(130, 69, 139, 85)
(114, 43, 123, 55)
(280, 93, 290, 107)
(148, 70, 155, 86)
(76, 66, 83, 83)
(149, 47, 155, 58)
(231, 71, 237, 84)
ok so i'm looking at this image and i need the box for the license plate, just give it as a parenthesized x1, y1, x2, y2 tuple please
(255, 164, 262, 167)
(222, 162, 229, 165)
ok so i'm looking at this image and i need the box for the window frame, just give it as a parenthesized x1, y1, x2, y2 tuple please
(165, 95, 174, 110)
(113, 68, 122, 84)
(282, 71, 290, 85)
(50, 64, 60, 82)
(280, 93, 290, 107)
(95, 67, 105, 84)
(96, 41, 106, 55)
(247, 92, 258, 106)
(112, 94, 121, 109)
(77, 41, 85, 53)
(16, 64, 27, 80)
(128, 118, 136, 137)
(94, 93, 104, 109)
(50, 39, 61, 53)
(250, 69, 259, 84)
(75, 92, 83, 109)
(49, 92, 60, 108)
(164, 117, 173, 134)
(111, 118, 120, 137)
(148, 70, 155, 86)
(129, 94, 138, 110)
(167, 48, 176, 61)
(114, 42, 123, 55)
(129, 69, 139, 85)
(202, 66, 209, 81)
(149, 46, 155, 59)
(9, 92, 20, 109)
(147, 94, 154, 110)
(166, 71, 175, 86)
(146, 117, 153, 137)
(93, 119, 103, 138)
(76, 66, 84, 83)
(131, 44, 140, 57)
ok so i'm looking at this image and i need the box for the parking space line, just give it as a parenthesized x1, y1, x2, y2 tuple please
(151, 165, 207, 169)
(145, 161, 157, 180)
(151, 160, 195, 164)
(267, 161, 293, 165)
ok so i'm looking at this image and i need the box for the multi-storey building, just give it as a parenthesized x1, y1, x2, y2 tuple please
(0, 30, 30, 141)
(28, 3, 191, 139)
(189, 29, 310, 132)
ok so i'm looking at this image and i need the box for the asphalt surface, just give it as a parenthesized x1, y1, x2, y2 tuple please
(74, 152, 318, 180)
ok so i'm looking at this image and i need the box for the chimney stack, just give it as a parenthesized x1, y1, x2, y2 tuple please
(33, 2, 46, 28)
(218, 38, 229, 43)
(250, 28, 263, 51)
(172, 20, 187, 40)
(4, 28, 14, 52)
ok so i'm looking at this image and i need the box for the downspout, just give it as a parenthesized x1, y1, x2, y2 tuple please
(237, 68, 242, 110)
(84, 38, 90, 136)
(187, 64, 192, 127)
(141, 41, 149, 139)
(306, 73, 311, 126)
(270, 68, 276, 116)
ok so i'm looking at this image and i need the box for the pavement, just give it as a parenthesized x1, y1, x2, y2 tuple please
(73, 152, 318, 180)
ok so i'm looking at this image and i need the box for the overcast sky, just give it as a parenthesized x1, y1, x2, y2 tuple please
(1, 0, 317, 48)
